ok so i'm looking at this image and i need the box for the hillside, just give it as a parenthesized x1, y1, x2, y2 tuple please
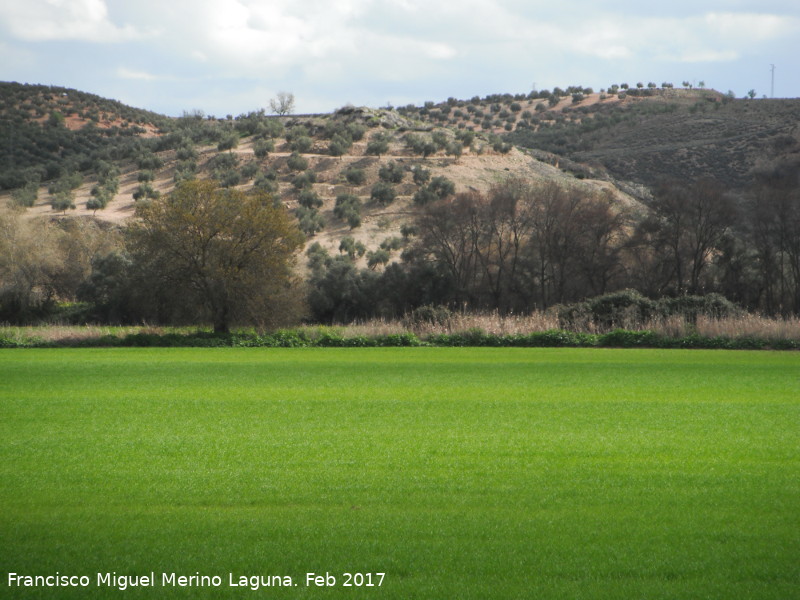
(0, 82, 171, 189)
(3, 82, 800, 326)
(498, 89, 799, 189)
(1, 82, 798, 264)
(0, 85, 638, 264)
(394, 86, 800, 189)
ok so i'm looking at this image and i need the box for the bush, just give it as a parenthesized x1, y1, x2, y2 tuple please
(405, 304, 451, 327)
(370, 182, 396, 205)
(378, 161, 404, 183)
(413, 187, 438, 206)
(366, 132, 391, 156)
(240, 162, 259, 180)
(366, 249, 390, 269)
(295, 206, 324, 236)
(334, 194, 361, 228)
(339, 236, 366, 259)
(217, 169, 241, 188)
(343, 166, 366, 186)
(328, 134, 351, 157)
(208, 153, 238, 171)
(253, 172, 277, 193)
(11, 180, 39, 207)
(427, 176, 455, 199)
(598, 329, 660, 348)
(217, 132, 239, 152)
(253, 139, 274, 158)
(286, 152, 308, 171)
(298, 189, 322, 209)
(289, 135, 313, 153)
(347, 123, 367, 142)
(291, 170, 317, 190)
(657, 294, 742, 322)
(132, 183, 159, 201)
(559, 289, 657, 330)
(412, 166, 431, 186)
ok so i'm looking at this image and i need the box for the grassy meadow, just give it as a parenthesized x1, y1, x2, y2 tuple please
(0, 348, 798, 598)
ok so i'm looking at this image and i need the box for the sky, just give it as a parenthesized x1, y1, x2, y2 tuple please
(0, 0, 797, 117)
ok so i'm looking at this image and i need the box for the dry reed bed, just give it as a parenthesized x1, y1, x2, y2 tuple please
(3, 313, 800, 344)
(335, 312, 800, 341)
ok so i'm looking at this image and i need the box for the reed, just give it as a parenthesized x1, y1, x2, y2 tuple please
(4, 312, 800, 344)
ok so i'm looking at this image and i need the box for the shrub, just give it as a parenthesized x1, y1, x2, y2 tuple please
(599, 329, 660, 348)
(253, 139, 274, 158)
(346, 122, 366, 141)
(217, 132, 239, 152)
(366, 249, 390, 269)
(328, 134, 351, 157)
(411, 166, 431, 186)
(298, 189, 322, 209)
(334, 194, 362, 228)
(208, 153, 239, 171)
(343, 166, 366, 186)
(657, 294, 742, 322)
(378, 161, 404, 183)
(136, 153, 163, 171)
(286, 152, 308, 172)
(339, 236, 367, 259)
(253, 172, 277, 193)
(428, 176, 455, 199)
(558, 289, 656, 330)
(379, 237, 404, 251)
(405, 304, 452, 327)
(291, 170, 317, 190)
(132, 183, 159, 201)
(240, 162, 259, 180)
(290, 135, 313, 153)
(11, 181, 39, 207)
(370, 181, 396, 205)
(217, 169, 241, 188)
(413, 187, 438, 206)
(295, 206, 324, 236)
(366, 132, 391, 156)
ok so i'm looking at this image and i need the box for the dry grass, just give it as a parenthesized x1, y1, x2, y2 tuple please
(327, 311, 560, 338)
(0, 324, 187, 344)
(328, 311, 800, 341)
(4, 313, 800, 344)
(692, 314, 800, 340)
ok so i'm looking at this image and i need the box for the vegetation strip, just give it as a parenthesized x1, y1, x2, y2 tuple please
(2, 327, 799, 349)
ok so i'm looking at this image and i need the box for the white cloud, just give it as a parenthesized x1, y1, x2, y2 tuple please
(2, 0, 799, 114)
(425, 42, 458, 60)
(0, 0, 142, 42)
(703, 11, 796, 40)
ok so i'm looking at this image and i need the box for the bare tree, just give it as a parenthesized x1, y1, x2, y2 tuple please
(632, 178, 735, 296)
(269, 92, 295, 116)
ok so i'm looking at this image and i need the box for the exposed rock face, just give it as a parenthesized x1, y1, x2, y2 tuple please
(334, 106, 429, 130)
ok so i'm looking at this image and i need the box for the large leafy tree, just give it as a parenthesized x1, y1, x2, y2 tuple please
(127, 180, 304, 332)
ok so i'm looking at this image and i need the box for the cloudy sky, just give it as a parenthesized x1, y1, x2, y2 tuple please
(0, 0, 797, 117)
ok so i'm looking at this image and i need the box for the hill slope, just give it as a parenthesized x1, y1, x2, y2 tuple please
(2, 82, 798, 262)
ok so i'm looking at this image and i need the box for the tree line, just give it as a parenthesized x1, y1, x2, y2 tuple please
(306, 146, 800, 322)
(1, 138, 798, 329)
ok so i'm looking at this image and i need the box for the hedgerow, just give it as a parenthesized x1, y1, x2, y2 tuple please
(2, 328, 798, 350)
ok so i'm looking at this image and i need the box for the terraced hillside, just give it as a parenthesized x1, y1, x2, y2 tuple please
(0, 85, 636, 261)
(2, 82, 798, 262)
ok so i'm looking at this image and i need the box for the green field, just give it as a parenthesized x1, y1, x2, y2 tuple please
(1, 348, 798, 599)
